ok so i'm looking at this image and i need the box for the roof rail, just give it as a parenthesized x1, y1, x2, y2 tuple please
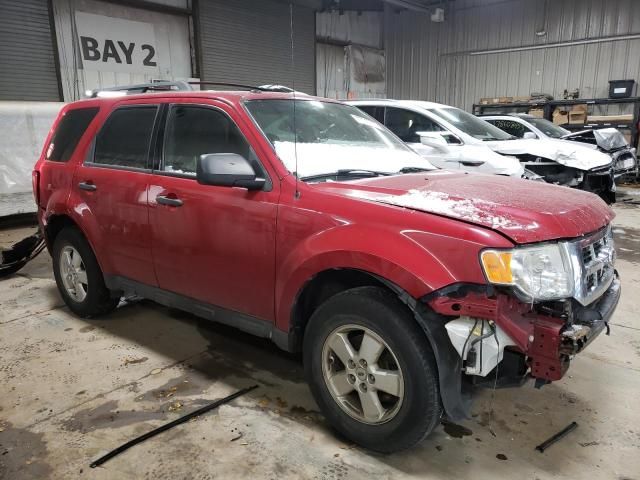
(86, 81, 300, 99)
(191, 81, 264, 91)
(86, 81, 193, 98)
(191, 82, 297, 92)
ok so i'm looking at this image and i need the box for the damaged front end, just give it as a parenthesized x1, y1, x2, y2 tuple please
(420, 225, 620, 420)
(563, 128, 638, 178)
(514, 153, 616, 204)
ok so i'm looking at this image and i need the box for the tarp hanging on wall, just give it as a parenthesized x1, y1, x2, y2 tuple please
(0, 102, 63, 215)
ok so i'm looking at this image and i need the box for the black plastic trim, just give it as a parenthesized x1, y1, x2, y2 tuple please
(420, 282, 493, 303)
(104, 275, 290, 351)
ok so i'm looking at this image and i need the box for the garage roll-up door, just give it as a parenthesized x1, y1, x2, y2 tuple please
(199, 0, 315, 94)
(0, 0, 61, 101)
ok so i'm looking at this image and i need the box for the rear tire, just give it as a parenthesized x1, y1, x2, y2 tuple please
(52, 227, 119, 317)
(303, 286, 442, 453)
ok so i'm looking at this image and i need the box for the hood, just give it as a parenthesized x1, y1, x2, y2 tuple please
(413, 143, 524, 177)
(314, 170, 614, 244)
(485, 138, 612, 170)
(562, 128, 629, 152)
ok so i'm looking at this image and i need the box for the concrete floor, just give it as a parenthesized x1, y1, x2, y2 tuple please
(1, 200, 639, 480)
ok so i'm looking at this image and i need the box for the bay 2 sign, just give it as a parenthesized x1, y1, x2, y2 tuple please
(75, 11, 159, 74)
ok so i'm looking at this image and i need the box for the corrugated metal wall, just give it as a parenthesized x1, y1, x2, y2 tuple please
(0, 0, 61, 101)
(199, 0, 315, 94)
(386, 0, 640, 111)
(316, 11, 385, 99)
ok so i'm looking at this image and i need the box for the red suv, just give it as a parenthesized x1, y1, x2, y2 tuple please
(33, 85, 620, 453)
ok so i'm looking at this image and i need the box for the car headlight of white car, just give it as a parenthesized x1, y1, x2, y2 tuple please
(480, 243, 574, 301)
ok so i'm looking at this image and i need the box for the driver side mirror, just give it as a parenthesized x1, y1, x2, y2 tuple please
(523, 131, 538, 139)
(418, 132, 450, 153)
(197, 153, 265, 190)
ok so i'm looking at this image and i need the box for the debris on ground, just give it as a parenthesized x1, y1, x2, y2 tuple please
(168, 401, 183, 412)
(123, 357, 148, 366)
(230, 433, 243, 442)
(0, 231, 45, 278)
(156, 386, 178, 399)
(496, 453, 508, 461)
(535, 421, 579, 453)
(89, 384, 258, 468)
(442, 420, 473, 438)
(579, 441, 599, 447)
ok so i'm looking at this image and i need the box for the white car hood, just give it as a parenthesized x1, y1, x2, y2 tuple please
(485, 138, 612, 171)
(412, 143, 524, 177)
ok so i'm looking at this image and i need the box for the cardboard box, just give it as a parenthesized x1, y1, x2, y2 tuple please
(553, 108, 569, 125)
(479, 97, 501, 105)
(586, 114, 634, 123)
(528, 108, 544, 118)
(568, 104, 588, 124)
(498, 96, 513, 103)
(513, 95, 532, 103)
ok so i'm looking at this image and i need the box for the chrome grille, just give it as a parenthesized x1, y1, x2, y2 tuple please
(570, 226, 615, 306)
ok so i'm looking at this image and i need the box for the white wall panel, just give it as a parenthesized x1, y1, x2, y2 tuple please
(317, 43, 347, 99)
(53, 0, 193, 101)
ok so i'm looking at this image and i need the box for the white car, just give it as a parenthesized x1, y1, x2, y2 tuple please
(348, 99, 616, 203)
(481, 113, 638, 179)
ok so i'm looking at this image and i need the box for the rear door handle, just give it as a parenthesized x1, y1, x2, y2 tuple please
(156, 195, 183, 207)
(78, 181, 97, 191)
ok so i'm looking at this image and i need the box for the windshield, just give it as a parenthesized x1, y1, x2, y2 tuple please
(526, 117, 570, 138)
(245, 99, 436, 180)
(428, 107, 514, 141)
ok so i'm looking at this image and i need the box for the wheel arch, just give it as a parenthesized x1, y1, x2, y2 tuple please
(43, 212, 112, 275)
(285, 266, 470, 422)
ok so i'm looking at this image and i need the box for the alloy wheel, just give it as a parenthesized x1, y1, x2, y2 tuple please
(59, 245, 88, 302)
(321, 324, 404, 425)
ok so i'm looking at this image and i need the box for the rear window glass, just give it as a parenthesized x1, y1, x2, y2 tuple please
(94, 106, 158, 169)
(46, 107, 99, 162)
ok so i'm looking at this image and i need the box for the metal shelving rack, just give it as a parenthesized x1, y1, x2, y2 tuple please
(473, 97, 640, 148)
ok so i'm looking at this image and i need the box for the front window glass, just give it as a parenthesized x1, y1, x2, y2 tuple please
(428, 107, 513, 141)
(526, 117, 570, 138)
(245, 99, 435, 180)
(163, 106, 254, 175)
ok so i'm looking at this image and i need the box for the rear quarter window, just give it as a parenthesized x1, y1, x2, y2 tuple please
(46, 107, 99, 162)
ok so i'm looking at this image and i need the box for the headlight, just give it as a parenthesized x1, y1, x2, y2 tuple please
(480, 244, 574, 301)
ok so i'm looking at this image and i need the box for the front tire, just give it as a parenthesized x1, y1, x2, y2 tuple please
(52, 227, 120, 317)
(303, 286, 442, 453)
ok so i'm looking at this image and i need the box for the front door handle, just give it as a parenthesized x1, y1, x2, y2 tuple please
(156, 195, 183, 207)
(78, 181, 97, 191)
